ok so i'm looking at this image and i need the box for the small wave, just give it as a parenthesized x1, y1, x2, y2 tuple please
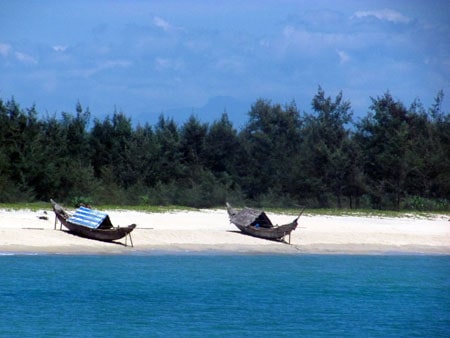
(0, 252, 42, 256)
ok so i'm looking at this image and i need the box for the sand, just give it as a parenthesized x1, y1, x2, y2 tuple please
(0, 208, 449, 255)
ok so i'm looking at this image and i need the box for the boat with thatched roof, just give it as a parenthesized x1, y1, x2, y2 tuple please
(226, 203, 304, 244)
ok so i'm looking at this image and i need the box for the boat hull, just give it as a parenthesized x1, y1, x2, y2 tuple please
(226, 203, 301, 242)
(53, 203, 136, 243)
(234, 221, 298, 241)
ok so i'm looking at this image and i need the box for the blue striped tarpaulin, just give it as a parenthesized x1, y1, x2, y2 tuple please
(67, 206, 108, 229)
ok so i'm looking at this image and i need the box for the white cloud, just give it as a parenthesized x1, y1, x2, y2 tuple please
(153, 16, 172, 31)
(15, 51, 38, 64)
(337, 50, 350, 64)
(52, 45, 67, 52)
(155, 57, 170, 70)
(1, 43, 38, 65)
(89, 59, 132, 76)
(102, 60, 132, 69)
(280, 26, 349, 56)
(281, 26, 315, 51)
(353, 9, 411, 23)
(215, 57, 245, 74)
(153, 16, 184, 33)
(0, 43, 12, 57)
(69, 60, 132, 78)
(154, 57, 183, 71)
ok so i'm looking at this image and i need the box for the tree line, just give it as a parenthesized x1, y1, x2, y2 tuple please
(1, 87, 449, 210)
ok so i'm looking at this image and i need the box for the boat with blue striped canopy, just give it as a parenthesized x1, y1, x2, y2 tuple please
(51, 199, 136, 246)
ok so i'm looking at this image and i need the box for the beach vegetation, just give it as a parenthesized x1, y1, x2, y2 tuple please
(0, 88, 449, 211)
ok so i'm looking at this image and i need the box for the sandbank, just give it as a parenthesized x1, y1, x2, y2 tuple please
(0, 208, 449, 255)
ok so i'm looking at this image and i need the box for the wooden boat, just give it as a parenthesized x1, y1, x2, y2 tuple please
(226, 203, 304, 244)
(51, 199, 136, 246)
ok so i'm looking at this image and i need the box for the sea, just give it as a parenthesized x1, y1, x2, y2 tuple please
(1, 253, 449, 337)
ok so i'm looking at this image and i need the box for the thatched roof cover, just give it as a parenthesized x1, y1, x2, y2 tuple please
(229, 207, 273, 228)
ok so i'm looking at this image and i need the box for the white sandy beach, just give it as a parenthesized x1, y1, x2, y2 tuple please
(0, 208, 449, 254)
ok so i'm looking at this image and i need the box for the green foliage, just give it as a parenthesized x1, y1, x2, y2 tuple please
(140, 169, 238, 208)
(299, 87, 354, 208)
(0, 90, 449, 211)
(71, 196, 94, 208)
(354, 91, 450, 210)
(402, 196, 449, 211)
(240, 99, 302, 199)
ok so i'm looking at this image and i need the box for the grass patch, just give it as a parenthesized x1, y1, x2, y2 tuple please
(264, 207, 449, 219)
(0, 202, 50, 211)
(0, 202, 198, 213)
(1, 203, 448, 219)
(96, 205, 199, 213)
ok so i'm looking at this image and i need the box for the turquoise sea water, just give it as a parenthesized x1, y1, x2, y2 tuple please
(1, 254, 449, 337)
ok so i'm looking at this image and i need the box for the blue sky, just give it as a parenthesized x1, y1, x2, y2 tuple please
(1, 0, 449, 126)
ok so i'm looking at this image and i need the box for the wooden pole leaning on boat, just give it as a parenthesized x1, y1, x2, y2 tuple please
(295, 206, 306, 221)
(289, 206, 306, 245)
(53, 214, 62, 230)
(125, 232, 134, 247)
(50, 199, 64, 230)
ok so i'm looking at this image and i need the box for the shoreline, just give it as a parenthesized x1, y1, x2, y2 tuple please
(2, 244, 449, 256)
(0, 209, 449, 255)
